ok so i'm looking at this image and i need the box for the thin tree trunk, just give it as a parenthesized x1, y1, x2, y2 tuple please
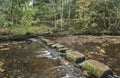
(53, 0, 57, 30)
(68, 0, 71, 25)
(61, 0, 63, 30)
(11, 0, 14, 26)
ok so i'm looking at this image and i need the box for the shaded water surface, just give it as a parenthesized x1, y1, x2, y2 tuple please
(0, 40, 85, 78)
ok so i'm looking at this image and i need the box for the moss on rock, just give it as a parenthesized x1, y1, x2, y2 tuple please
(41, 38, 50, 44)
(66, 51, 85, 63)
(81, 60, 112, 78)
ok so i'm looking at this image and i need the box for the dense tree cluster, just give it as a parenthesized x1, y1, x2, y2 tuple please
(75, 0, 120, 34)
(0, 0, 120, 35)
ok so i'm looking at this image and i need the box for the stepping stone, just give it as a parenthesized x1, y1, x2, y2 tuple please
(66, 51, 85, 63)
(81, 60, 112, 78)
(46, 42, 54, 46)
(51, 44, 64, 48)
(41, 38, 50, 44)
(65, 49, 73, 53)
(58, 47, 69, 53)
(56, 44, 64, 49)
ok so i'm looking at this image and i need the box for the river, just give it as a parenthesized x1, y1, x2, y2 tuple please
(0, 39, 86, 78)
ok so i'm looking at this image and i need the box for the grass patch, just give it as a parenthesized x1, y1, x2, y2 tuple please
(0, 25, 50, 40)
(10, 25, 48, 35)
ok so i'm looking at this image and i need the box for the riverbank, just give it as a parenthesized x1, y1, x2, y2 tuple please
(0, 25, 50, 41)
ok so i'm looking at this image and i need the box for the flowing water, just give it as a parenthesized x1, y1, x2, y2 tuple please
(0, 39, 86, 78)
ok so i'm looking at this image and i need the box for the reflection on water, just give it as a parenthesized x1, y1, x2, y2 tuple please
(0, 40, 85, 78)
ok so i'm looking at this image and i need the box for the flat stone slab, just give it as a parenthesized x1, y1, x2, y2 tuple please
(46, 42, 54, 46)
(65, 49, 73, 53)
(66, 51, 85, 63)
(41, 38, 50, 44)
(58, 47, 69, 53)
(81, 60, 112, 78)
(51, 44, 64, 48)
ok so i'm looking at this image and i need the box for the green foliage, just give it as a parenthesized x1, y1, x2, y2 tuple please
(75, 0, 120, 34)
(34, 0, 48, 20)
(10, 26, 45, 35)
(0, 0, 48, 39)
(0, 0, 39, 27)
(20, 7, 39, 27)
(0, 0, 120, 37)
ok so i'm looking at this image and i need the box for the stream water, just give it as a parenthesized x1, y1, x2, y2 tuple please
(0, 39, 86, 78)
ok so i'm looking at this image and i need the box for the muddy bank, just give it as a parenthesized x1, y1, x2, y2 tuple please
(0, 32, 52, 41)
(0, 33, 37, 41)
(52, 35, 120, 75)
